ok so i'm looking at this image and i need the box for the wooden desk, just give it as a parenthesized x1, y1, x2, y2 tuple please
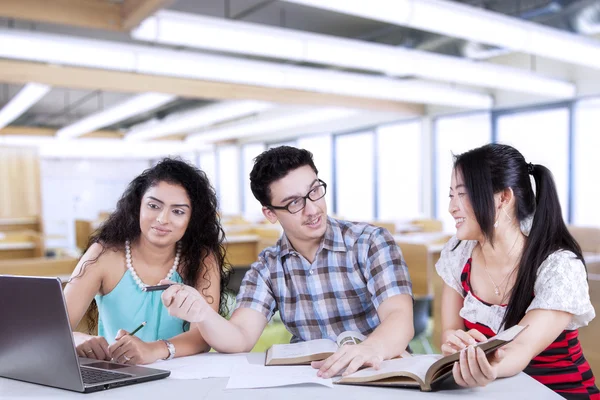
(395, 234, 449, 296)
(0, 216, 40, 232)
(0, 242, 36, 259)
(0, 256, 78, 277)
(224, 225, 281, 268)
(0, 230, 44, 260)
(224, 235, 260, 268)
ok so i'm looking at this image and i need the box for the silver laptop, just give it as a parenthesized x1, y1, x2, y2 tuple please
(0, 275, 170, 393)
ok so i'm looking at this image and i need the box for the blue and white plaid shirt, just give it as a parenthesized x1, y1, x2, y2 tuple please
(235, 217, 413, 343)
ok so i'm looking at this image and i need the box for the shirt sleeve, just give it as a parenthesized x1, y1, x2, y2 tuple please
(435, 236, 467, 297)
(234, 252, 277, 321)
(526, 250, 596, 329)
(364, 227, 413, 309)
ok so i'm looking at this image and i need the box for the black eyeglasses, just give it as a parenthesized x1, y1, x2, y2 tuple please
(269, 180, 327, 214)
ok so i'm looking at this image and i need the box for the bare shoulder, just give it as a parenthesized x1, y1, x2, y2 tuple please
(73, 242, 124, 281)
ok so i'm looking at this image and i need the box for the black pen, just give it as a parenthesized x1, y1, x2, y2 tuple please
(142, 284, 173, 292)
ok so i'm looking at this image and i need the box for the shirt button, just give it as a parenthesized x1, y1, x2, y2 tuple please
(309, 270, 314, 275)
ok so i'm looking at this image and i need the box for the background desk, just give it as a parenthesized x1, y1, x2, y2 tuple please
(0, 353, 561, 399)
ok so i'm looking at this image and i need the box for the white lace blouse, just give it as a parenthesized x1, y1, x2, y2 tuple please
(435, 236, 596, 334)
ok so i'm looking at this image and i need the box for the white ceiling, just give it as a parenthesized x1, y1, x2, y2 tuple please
(0, 0, 598, 156)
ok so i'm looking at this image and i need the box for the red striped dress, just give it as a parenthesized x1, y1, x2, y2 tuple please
(461, 258, 599, 400)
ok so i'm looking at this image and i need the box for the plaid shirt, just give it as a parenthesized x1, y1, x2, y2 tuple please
(235, 217, 412, 343)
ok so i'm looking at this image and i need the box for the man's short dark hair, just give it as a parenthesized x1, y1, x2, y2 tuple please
(250, 146, 319, 206)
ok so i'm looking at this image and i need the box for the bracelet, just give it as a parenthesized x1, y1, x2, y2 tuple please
(162, 340, 175, 360)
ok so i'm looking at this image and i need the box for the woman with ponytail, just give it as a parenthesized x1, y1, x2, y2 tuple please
(436, 143, 598, 399)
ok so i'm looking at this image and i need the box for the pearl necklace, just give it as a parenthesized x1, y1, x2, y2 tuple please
(125, 240, 181, 291)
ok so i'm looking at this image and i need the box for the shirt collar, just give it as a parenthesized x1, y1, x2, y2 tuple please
(322, 217, 348, 252)
(279, 216, 347, 259)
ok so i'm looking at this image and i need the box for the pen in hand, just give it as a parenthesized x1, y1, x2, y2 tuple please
(130, 321, 147, 336)
(142, 284, 173, 292)
(110, 322, 146, 363)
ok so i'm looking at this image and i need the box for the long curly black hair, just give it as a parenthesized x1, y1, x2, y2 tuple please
(76, 157, 231, 332)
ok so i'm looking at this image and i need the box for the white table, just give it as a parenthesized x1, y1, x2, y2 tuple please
(0, 353, 562, 399)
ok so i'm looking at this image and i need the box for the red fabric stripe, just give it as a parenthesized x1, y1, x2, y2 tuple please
(531, 359, 581, 369)
(464, 319, 495, 338)
(533, 371, 588, 385)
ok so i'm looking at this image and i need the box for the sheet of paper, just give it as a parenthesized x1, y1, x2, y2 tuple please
(226, 364, 333, 389)
(146, 353, 249, 379)
(270, 339, 337, 359)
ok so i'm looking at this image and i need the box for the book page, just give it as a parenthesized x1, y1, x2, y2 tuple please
(146, 354, 249, 379)
(270, 339, 338, 360)
(335, 330, 367, 347)
(226, 364, 333, 389)
(340, 354, 442, 382)
(487, 324, 526, 343)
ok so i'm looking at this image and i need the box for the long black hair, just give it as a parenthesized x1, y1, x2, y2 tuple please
(76, 157, 231, 331)
(453, 143, 584, 329)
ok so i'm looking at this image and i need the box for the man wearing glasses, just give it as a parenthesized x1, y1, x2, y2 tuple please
(161, 146, 413, 378)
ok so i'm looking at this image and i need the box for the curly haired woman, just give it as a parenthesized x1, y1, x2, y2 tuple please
(63, 158, 230, 365)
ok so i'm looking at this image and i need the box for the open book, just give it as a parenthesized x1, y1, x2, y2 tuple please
(336, 324, 527, 392)
(265, 331, 366, 366)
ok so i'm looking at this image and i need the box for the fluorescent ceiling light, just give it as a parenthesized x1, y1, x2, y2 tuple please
(0, 29, 492, 109)
(186, 107, 360, 146)
(0, 135, 190, 159)
(56, 93, 175, 139)
(125, 100, 274, 141)
(0, 83, 51, 129)
(131, 10, 574, 98)
(281, 0, 600, 70)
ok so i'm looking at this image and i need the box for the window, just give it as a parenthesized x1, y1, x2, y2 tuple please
(376, 120, 421, 221)
(573, 99, 600, 227)
(40, 159, 149, 249)
(242, 142, 266, 220)
(496, 107, 569, 221)
(198, 150, 217, 193)
(435, 113, 491, 232)
(298, 134, 333, 210)
(268, 140, 297, 149)
(216, 145, 241, 216)
(335, 131, 374, 221)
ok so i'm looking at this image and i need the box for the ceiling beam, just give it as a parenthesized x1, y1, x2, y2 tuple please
(0, 0, 122, 31)
(121, 0, 174, 31)
(0, 126, 124, 138)
(0, 60, 424, 115)
(0, 0, 172, 32)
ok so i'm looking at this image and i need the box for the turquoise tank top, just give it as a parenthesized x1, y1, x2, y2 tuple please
(95, 269, 188, 344)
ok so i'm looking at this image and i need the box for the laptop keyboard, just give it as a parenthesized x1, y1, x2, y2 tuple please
(80, 367, 132, 385)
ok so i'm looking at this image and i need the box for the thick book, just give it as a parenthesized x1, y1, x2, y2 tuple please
(335, 324, 527, 392)
(265, 331, 367, 366)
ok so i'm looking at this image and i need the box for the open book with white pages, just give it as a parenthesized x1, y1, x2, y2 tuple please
(265, 330, 367, 366)
(335, 325, 527, 392)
